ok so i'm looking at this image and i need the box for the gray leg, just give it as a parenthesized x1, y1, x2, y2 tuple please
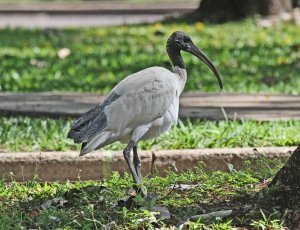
(133, 145, 142, 182)
(123, 140, 141, 184)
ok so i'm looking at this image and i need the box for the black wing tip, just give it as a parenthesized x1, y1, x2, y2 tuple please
(67, 129, 82, 143)
(81, 142, 88, 151)
(67, 129, 74, 139)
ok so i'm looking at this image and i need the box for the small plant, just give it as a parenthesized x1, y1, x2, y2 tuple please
(250, 209, 284, 230)
(122, 207, 164, 229)
(183, 218, 233, 230)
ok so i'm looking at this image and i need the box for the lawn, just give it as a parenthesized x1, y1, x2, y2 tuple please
(0, 19, 299, 94)
(0, 18, 299, 229)
(0, 117, 299, 152)
(0, 159, 286, 229)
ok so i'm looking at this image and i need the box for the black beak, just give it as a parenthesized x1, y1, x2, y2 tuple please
(188, 44, 223, 89)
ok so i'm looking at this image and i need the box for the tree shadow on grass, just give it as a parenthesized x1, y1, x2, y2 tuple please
(3, 153, 293, 229)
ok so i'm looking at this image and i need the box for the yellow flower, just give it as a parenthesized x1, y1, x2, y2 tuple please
(283, 36, 291, 45)
(195, 22, 205, 31)
(277, 57, 288, 64)
(153, 22, 163, 30)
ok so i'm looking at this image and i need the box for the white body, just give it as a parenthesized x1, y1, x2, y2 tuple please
(81, 66, 187, 155)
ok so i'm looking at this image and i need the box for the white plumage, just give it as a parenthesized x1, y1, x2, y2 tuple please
(68, 31, 223, 197)
(80, 66, 185, 155)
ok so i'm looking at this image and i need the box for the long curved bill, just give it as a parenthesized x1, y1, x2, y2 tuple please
(189, 44, 223, 89)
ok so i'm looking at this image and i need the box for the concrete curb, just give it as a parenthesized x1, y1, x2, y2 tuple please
(0, 146, 296, 182)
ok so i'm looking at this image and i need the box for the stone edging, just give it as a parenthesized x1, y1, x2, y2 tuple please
(0, 146, 296, 182)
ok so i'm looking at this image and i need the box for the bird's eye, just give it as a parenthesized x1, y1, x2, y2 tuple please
(184, 38, 190, 43)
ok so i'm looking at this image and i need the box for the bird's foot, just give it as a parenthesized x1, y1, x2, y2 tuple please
(135, 185, 147, 198)
(128, 184, 147, 197)
(116, 191, 170, 219)
(117, 195, 136, 209)
(116, 186, 147, 209)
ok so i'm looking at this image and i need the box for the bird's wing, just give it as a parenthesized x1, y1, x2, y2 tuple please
(67, 92, 120, 143)
(67, 67, 177, 143)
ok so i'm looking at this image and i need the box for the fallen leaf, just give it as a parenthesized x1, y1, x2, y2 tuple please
(28, 209, 39, 218)
(49, 215, 60, 222)
(41, 197, 68, 210)
(189, 209, 232, 222)
(171, 183, 201, 191)
(151, 206, 171, 219)
(57, 48, 71, 59)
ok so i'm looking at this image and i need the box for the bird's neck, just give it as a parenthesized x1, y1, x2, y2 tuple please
(166, 39, 187, 93)
(173, 66, 187, 93)
(166, 43, 185, 69)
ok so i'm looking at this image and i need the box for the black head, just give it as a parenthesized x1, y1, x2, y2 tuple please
(168, 31, 194, 52)
(167, 31, 223, 89)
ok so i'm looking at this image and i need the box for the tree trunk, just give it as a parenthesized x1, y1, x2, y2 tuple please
(269, 145, 300, 188)
(293, 0, 300, 7)
(266, 145, 300, 229)
(195, 0, 292, 23)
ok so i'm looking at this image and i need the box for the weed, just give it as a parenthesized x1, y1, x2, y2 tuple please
(250, 209, 284, 230)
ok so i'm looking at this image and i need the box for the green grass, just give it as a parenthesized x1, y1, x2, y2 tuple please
(0, 18, 298, 229)
(0, 20, 299, 94)
(0, 117, 299, 152)
(0, 161, 286, 229)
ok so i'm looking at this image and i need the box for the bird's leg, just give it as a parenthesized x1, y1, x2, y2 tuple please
(133, 145, 142, 183)
(123, 141, 147, 198)
(133, 145, 147, 197)
(123, 140, 141, 184)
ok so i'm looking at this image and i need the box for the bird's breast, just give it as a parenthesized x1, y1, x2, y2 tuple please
(140, 98, 179, 140)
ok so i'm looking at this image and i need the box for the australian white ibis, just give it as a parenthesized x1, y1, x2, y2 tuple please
(68, 31, 223, 197)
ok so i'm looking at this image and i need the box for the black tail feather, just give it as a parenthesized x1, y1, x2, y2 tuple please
(81, 142, 88, 151)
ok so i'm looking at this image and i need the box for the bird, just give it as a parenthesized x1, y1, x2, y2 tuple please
(67, 31, 223, 197)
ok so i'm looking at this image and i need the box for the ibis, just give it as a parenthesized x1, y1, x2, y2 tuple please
(68, 31, 223, 197)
